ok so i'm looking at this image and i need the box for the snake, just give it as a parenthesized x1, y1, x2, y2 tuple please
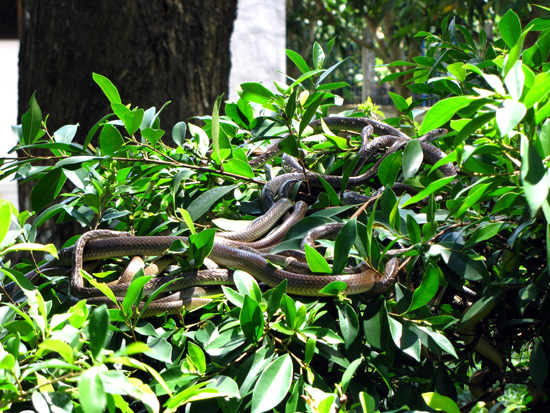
(4, 230, 400, 314)
(259, 117, 454, 209)
(3, 116, 454, 315)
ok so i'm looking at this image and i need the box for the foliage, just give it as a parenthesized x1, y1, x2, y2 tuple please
(286, 0, 545, 101)
(1, 10, 549, 412)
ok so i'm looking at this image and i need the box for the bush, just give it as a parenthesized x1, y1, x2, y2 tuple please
(1, 11, 549, 412)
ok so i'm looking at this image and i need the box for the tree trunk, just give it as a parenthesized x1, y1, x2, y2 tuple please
(17, 0, 237, 244)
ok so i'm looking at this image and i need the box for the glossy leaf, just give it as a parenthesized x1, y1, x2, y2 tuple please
(422, 392, 460, 413)
(419, 96, 477, 135)
(286, 49, 310, 74)
(31, 168, 67, 211)
(521, 135, 549, 216)
(332, 219, 356, 275)
(224, 158, 254, 178)
(79, 367, 107, 413)
(240, 295, 264, 346)
(496, 100, 526, 137)
(187, 341, 206, 374)
(378, 151, 402, 187)
(388, 317, 421, 361)
(172, 121, 187, 146)
(336, 302, 359, 347)
(187, 184, 239, 221)
(234, 270, 262, 303)
(304, 244, 331, 274)
(21, 92, 43, 145)
(240, 82, 276, 104)
(93, 73, 121, 104)
(251, 354, 293, 413)
(88, 305, 109, 360)
(401, 176, 455, 207)
(402, 139, 423, 180)
(99, 123, 124, 156)
(405, 264, 440, 313)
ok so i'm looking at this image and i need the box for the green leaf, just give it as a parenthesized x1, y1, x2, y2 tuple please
(401, 176, 455, 207)
(521, 135, 550, 216)
(496, 100, 526, 137)
(53, 124, 79, 144)
(304, 337, 316, 365)
(286, 49, 310, 74)
(0, 201, 11, 243)
(465, 222, 504, 248)
(499, 10, 522, 49)
(406, 214, 421, 245)
(504, 60, 525, 100)
(405, 264, 440, 313)
(440, 249, 489, 281)
(266, 279, 287, 318)
(304, 244, 331, 273)
(318, 175, 340, 206)
(123, 109, 144, 136)
(332, 219, 356, 275)
(223, 158, 254, 178)
(312, 41, 325, 69)
(88, 305, 110, 359)
(21, 92, 43, 145)
(524, 72, 550, 109)
(141, 128, 165, 145)
(251, 354, 293, 413)
(388, 317, 421, 361)
(122, 274, 152, 316)
(422, 392, 460, 413)
(212, 94, 224, 164)
(240, 82, 276, 104)
(288, 69, 325, 91)
(299, 93, 325, 136)
(336, 302, 360, 348)
(447, 62, 466, 82)
(319, 281, 347, 295)
(378, 151, 402, 187)
(402, 140, 423, 180)
(234, 270, 262, 303)
(285, 88, 298, 121)
(99, 124, 124, 156)
(389, 91, 409, 113)
(531, 337, 547, 390)
(37, 339, 74, 364)
(188, 229, 216, 268)
(93, 73, 121, 104)
(538, 119, 550, 158)
(187, 184, 239, 221)
(79, 367, 107, 413)
(31, 168, 67, 211)
(187, 341, 206, 374)
(419, 96, 477, 135)
(280, 294, 296, 329)
(504, 29, 530, 77)
(416, 325, 458, 359)
(341, 357, 362, 393)
(172, 121, 187, 146)
(240, 295, 264, 346)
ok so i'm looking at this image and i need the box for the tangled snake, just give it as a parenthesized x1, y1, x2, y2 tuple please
(3, 115, 453, 317)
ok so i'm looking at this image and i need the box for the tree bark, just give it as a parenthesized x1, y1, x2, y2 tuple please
(17, 0, 237, 243)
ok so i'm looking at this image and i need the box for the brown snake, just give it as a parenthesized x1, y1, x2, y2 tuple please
(2, 116, 457, 316)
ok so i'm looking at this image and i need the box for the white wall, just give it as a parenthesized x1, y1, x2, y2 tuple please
(229, 0, 286, 101)
(0, 40, 19, 210)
